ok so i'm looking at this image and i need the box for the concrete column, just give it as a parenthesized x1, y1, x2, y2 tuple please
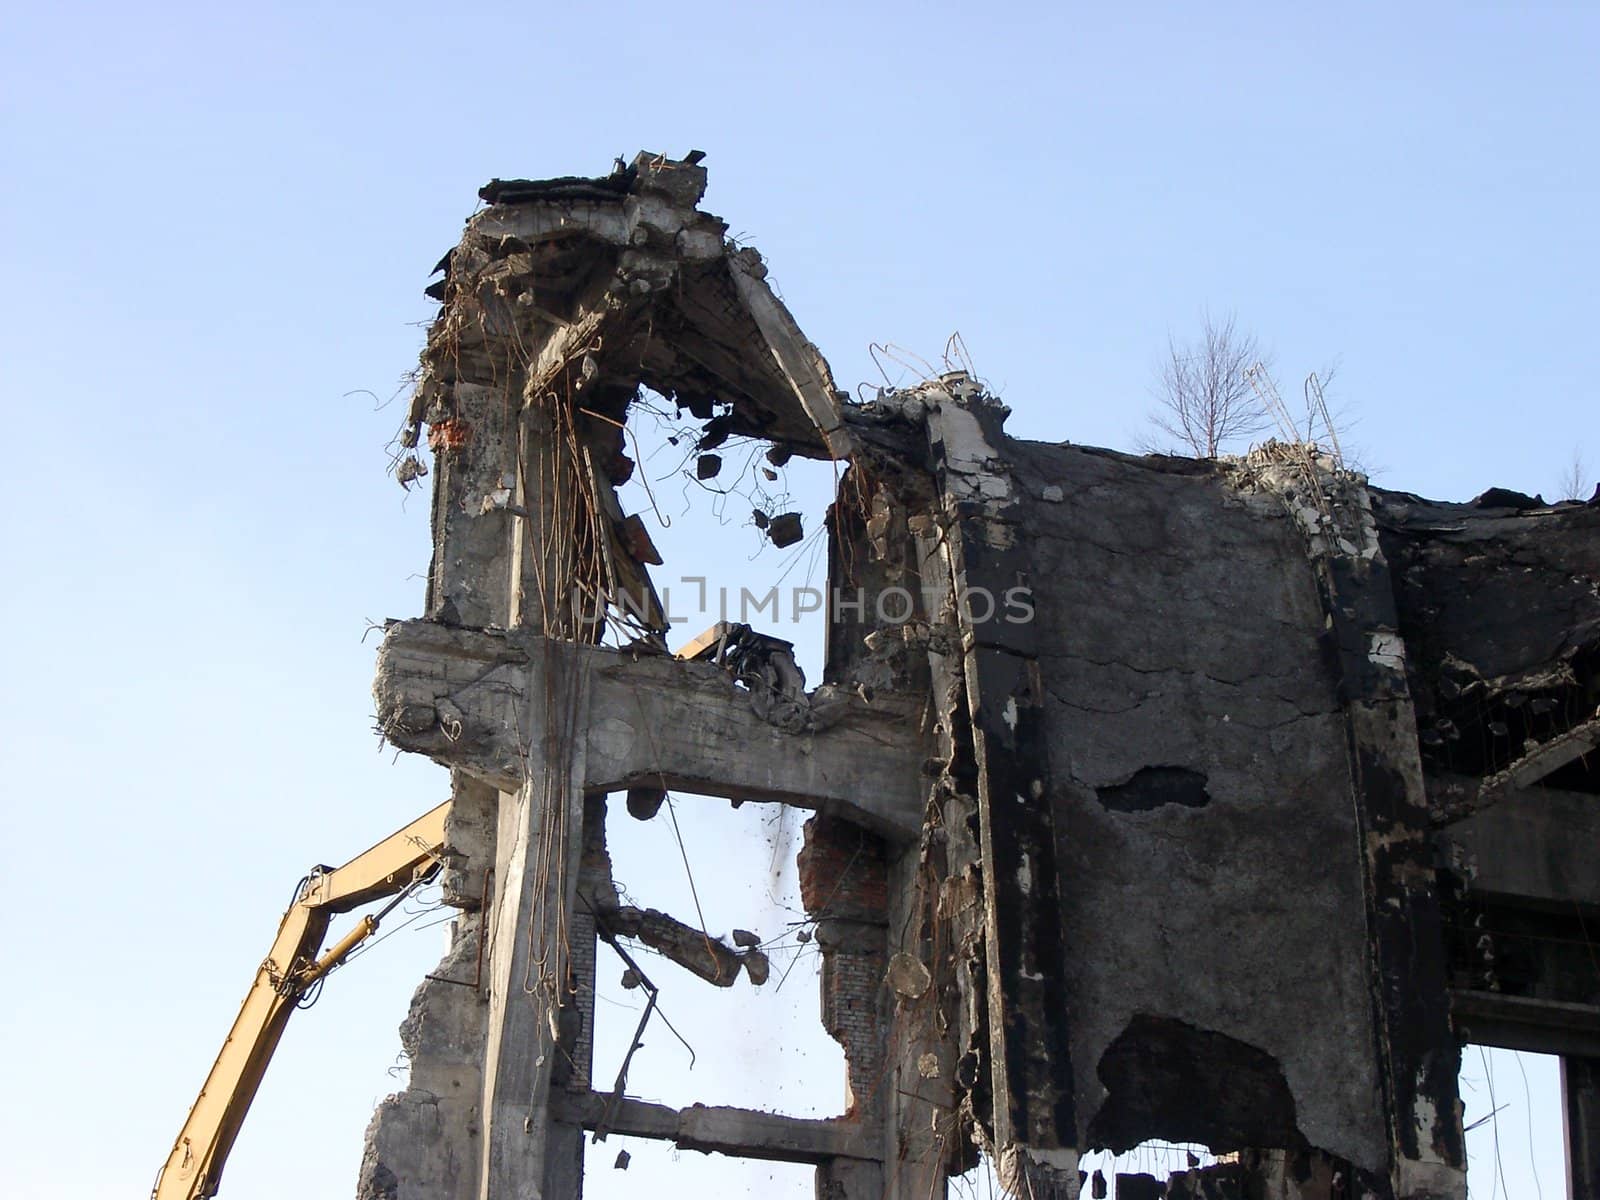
(426, 375, 522, 630)
(924, 395, 1077, 1158)
(476, 639, 591, 1200)
(1567, 1056, 1600, 1200)
(541, 1124, 585, 1200)
(539, 797, 605, 1200)
(816, 1158, 884, 1199)
(881, 839, 958, 1200)
(1259, 466, 1465, 1197)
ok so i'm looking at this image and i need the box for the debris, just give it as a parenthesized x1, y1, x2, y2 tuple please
(696, 453, 722, 480)
(620, 968, 641, 991)
(765, 511, 803, 548)
(742, 950, 770, 986)
(731, 928, 761, 948)
(765, 445, 793, 467)
(885, 952, 932, 999)
(477, 167, 635, 206)
(604, 451, 635, 485)
(697, 414, 732, 451)
(613, 1149, 630, 1170)
(918, 1052, 940, 1079)
(678, 622, 815, 733)
(479, 487, 520, 515)
(603, 905, 745, 986)
(678, 392, 716, 421)
(1115, 1175, 1160, 1200)
(1471, 486, 1544, 510)
(625, 786, 666, 821)
(618, 514, 664, 565)
(395, 456, 428, 490)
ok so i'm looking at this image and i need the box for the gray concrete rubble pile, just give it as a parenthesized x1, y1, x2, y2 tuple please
(356, 152, 1600, 1200)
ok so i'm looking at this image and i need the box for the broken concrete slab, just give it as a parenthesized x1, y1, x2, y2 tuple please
(549, 1091, 880, 1164)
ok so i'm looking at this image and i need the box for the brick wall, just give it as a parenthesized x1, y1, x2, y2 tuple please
(798, 815, 890, 920)
(799, 816, 890, 1117)
(565, 908, 596, 1090)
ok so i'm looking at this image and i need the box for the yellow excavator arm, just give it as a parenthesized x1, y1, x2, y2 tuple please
(153, 800, 452, 1200)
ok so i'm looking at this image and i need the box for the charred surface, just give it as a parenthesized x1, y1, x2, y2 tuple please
(924, 386, 1078, 1158)
(361, 153, 1600, 1200)
(1375, 489, 1600, 789)
(1087, 1015, 1305, 1153)
(1095, 767, 1211, 813)
(1014, 438, 1384, 1171)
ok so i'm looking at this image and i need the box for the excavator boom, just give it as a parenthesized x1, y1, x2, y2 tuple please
(153, 801, 451, 1200)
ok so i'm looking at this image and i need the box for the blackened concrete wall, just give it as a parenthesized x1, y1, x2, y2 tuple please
(1007, 441, 1386, 1168)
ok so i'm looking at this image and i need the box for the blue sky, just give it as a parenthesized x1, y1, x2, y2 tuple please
(1, 2, 1592, 1197)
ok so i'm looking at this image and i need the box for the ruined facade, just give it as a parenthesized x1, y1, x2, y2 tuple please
(359, 154, 1600, 1199)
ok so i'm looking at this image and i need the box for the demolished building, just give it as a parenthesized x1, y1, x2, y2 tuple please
(360, 153, 1600, 1200)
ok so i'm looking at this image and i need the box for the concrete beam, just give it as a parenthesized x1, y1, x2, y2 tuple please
(1451, 990, 1600, 1059)
(550, 1090, 880, 1164)
(1443, 783, 1600, 906)
(1429, 718, 1600, 821)
(726, 251, 851, 458)
(374, 619, 927, 840)
(600, 904, 747, 987)
(1251, 455, 1467, 1194)
(1489, 713, 1600, 791)
(1566, 1056, 1600, 1200)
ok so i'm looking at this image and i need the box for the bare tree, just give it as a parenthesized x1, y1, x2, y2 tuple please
(1558, 448, 1592, 501)
(1147, 313, 1271, 457)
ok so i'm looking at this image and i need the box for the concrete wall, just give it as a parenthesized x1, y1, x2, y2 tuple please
(1007, 441, 1387, 1169)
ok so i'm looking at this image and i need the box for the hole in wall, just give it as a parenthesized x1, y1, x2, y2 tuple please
(1459, 1045, 1564, 1200)
(607, 386, 840, 658)
(579, 383, 849, 1124)
(592, 793, 848, 1118)
(574, 384, 852, 1178)
(582, 1137, 815, 1200)
(949, 1153, 998, 1199)
(950, 1143, 1222, 1200)
(1095, 767, 1211, 813)
(1081, 1141, 1221, 1198)
(1416, 645, 1598, 787)
(1086, 1015, 1304, 1153)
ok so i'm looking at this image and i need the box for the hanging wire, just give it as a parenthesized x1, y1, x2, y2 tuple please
(1512, 1050, 1544, 1200)
(1479, 1045, 1511, 1200)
